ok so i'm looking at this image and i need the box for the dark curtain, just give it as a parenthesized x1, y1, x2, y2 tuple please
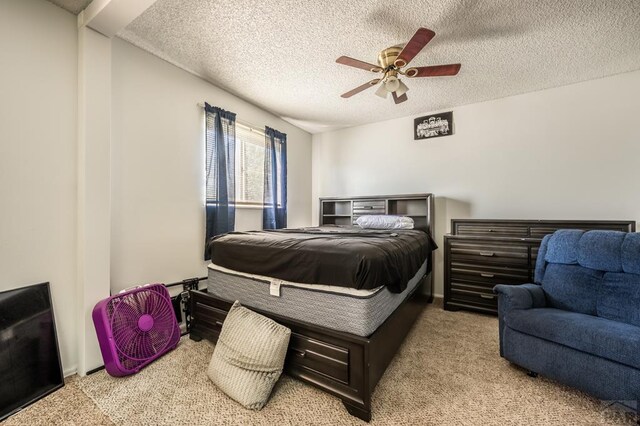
(263, 126, 287, 229)
(204, 103, 236, 260)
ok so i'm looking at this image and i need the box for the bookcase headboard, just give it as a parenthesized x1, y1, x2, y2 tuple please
(319, 193, 434, 236)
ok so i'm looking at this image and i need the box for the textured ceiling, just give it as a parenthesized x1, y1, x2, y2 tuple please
(47, 0, 93, 15)
(118, 0, 640, 133)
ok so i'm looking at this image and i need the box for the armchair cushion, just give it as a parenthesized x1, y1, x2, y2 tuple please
(506, 308, 640, 370)
(542, 263, 603, 315)
(598, 272, 640, 327)
(622, 233, 640, 274)
(544, 229, 584, 264)
(578, 231, 626, 272)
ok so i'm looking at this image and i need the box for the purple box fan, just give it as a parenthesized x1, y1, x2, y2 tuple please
(92, 284, 181, 377)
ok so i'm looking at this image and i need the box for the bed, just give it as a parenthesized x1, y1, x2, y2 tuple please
(189, 193, 436, 421)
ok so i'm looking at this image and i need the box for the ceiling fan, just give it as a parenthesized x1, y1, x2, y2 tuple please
(336, 28, 461, 104)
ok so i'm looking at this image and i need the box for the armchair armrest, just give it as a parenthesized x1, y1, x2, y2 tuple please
(493, 283, 546, 357)
(493, 284, 546, 311)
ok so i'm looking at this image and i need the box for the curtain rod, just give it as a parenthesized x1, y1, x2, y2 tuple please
(197, 102, 266, 136)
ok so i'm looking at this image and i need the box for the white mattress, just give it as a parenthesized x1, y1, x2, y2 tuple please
(208, 263, 384, 296)
(206, 260, 428, 337)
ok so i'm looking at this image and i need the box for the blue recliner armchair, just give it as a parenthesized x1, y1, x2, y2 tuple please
(494, 230, 640, 408)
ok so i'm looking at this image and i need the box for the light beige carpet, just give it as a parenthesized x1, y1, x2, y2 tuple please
(5, 304, 637, 425)
(4, 375, 113, 426)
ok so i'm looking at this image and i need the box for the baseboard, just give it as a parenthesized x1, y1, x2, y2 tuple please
(63, 366, 77, 378)
(431, 295, 444, 308)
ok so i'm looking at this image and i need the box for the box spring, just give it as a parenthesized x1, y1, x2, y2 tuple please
(207, 260, 427, 337)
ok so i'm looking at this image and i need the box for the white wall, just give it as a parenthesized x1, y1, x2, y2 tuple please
(312, 70, 640, 297)
(0, 0, 78, 374)
(110, 38, 313, 291)
(0, 1, 313, 375)
(76, 26, 113, 374)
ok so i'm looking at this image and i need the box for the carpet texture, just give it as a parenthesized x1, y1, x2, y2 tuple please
(5, 304, 637, 425)
(4, 376, 113, 426)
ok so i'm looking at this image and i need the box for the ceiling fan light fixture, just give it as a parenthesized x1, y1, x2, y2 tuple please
(395, 79, 409, 96)
(384, 76, 400, 92)
(375, 84, 388, 99)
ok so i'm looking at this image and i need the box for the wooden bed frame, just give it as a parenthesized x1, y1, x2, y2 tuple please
(190, 193, 435, 421)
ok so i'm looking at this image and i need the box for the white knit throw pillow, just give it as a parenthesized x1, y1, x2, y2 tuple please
(207, 301, 291, 410)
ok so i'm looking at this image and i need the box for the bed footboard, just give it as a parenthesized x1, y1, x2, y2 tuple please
(190, 276, 429, 422)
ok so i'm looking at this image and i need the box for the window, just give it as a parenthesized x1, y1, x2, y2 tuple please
(204, 111, 282, 208)
(235, 124, 265, 205)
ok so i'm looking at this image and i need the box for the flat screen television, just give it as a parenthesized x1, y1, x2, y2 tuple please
(0, 282, 64, 421)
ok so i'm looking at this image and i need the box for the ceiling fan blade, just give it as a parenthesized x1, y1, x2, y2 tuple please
(405, 64, 461, 78)
(336, 56, 383, 73)
(392, 91, 408, 104)
(394, 28, 436, 68)
(341, 79, 381, 98)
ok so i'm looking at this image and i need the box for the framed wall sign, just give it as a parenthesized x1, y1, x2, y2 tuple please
(414, 111, 453, 140)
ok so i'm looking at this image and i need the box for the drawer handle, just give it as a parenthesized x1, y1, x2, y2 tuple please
(291, 348, 306, 358)
(480, 294, 496, 300)
(215, 320, 224, 327)
(479, 251, 495, 257)
(480, 273, 495, 278)
(487, 229, 495, 232)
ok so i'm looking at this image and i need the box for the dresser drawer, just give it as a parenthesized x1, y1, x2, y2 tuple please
(531, 246, 540, 264)
(450, 278, 495, 291)
(450, 262, 529, 285)
(353, 200, 384, 207)
(287, 333, 349, 384)
(353, 200, 385, 209)
(449, 241, 528, 266)
(455, 225, 529, 237)
(193, 300, 227, 338)
(353, 200, 386, 216)
(529, 226, 562, 239)
(353, 209, 386, 214)
(448, 285, 498, 309)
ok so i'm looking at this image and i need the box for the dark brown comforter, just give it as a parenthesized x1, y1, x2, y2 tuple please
(207, 227, 437, 293)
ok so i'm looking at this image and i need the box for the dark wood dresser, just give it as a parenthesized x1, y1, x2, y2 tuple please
(443, 219, 636, 315)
